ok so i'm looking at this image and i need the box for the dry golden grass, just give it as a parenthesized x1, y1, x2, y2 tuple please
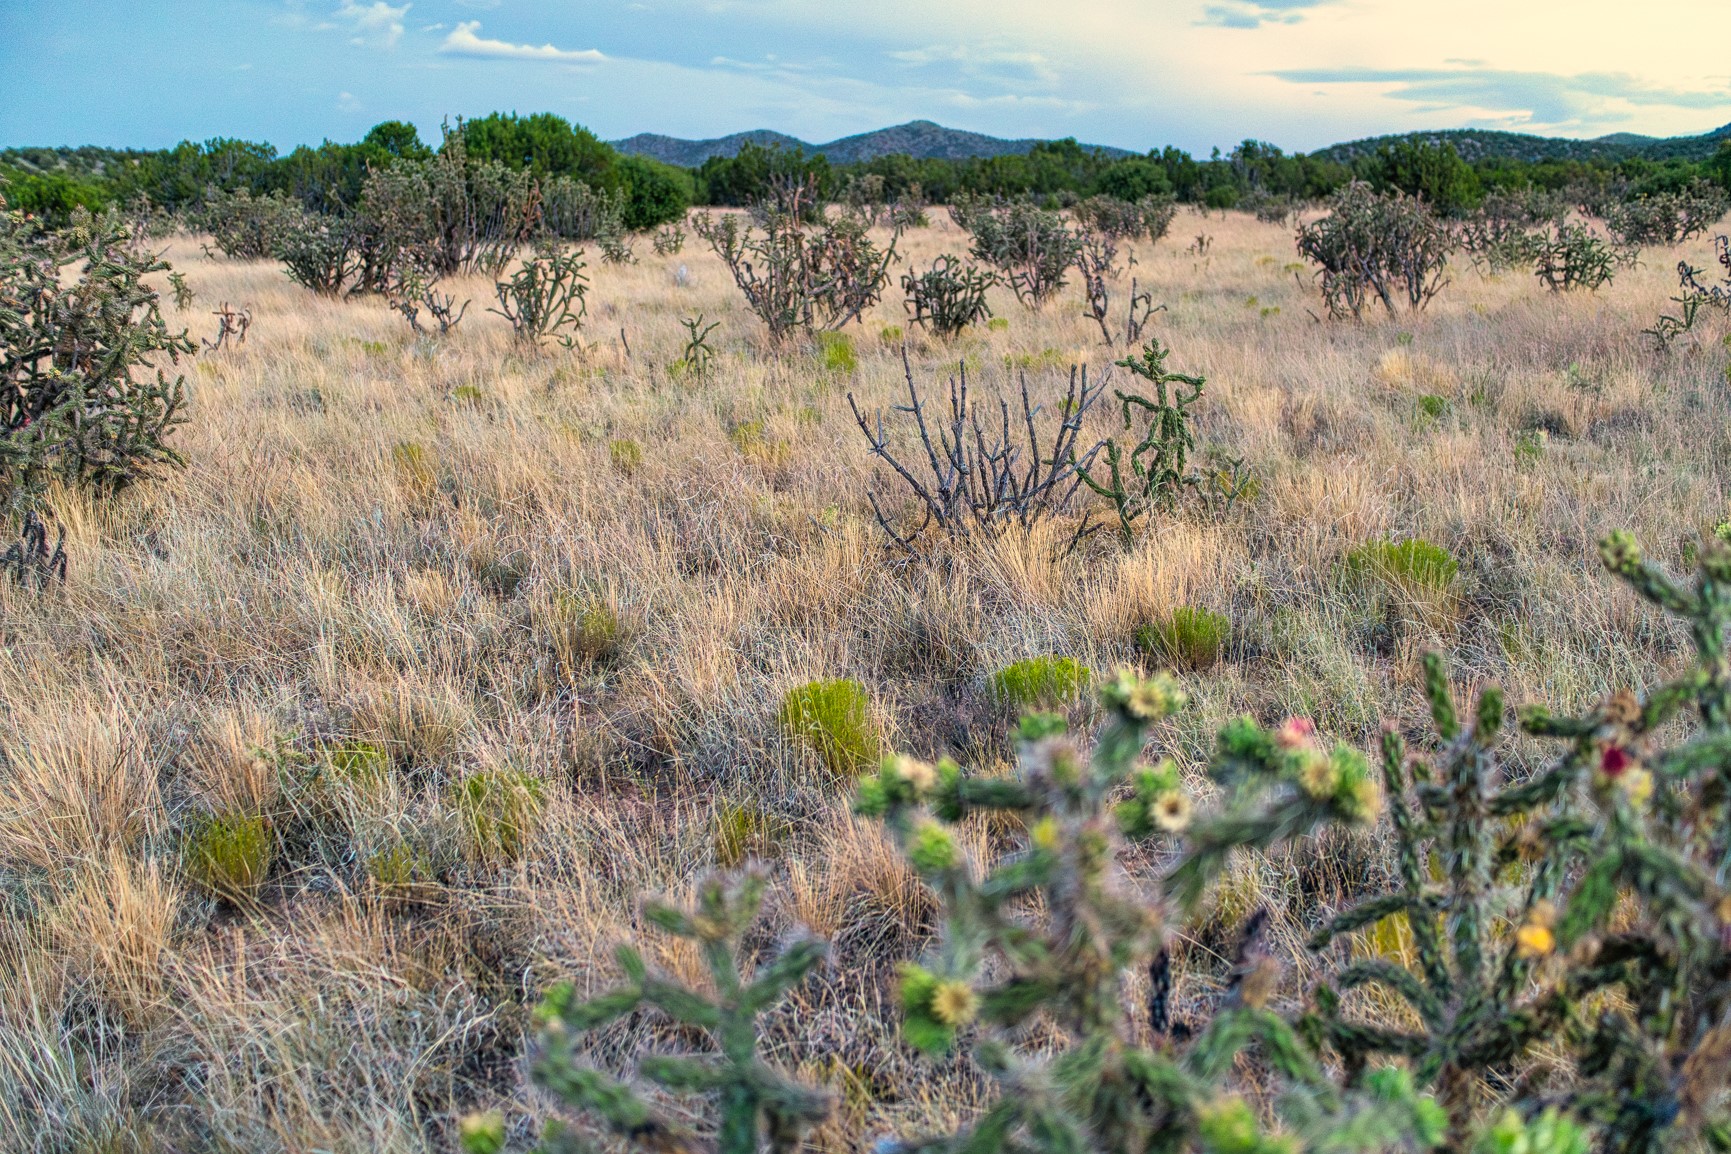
(3, 206, 1730, 1150)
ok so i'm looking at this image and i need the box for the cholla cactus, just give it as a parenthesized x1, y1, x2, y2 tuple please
(1305, 533, 1731, 1152)
(525, 871, 833, 1154)
(857, 668, 1408, 1153)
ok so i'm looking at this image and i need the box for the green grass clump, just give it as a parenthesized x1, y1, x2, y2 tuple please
(779, 679, 879, 780)
(366, 841, 437, 901)
(608, 438, 643, 476)
(452, 769, 545, 865)
(328, 739, 389, 782)
(989, 656, 1089, 712)
(551, 590, 627, 671)
(1137, 606, 1230, 671)
(1345, 537, 1459, 596)
(713, 802, 788, 866)
(987, 316, 1009, 332)
(451, 384, 484, 406)
(184, 812, 273, 903)
(879, 325, 904, 344)
(390, 440, 439, 505)
(1416, 393, 1450, 420)
(816, 332, 857, 374)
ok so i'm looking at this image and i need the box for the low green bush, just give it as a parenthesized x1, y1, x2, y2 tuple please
(779, 678, 879, 780)
(1138, 605, 1230, 671)
(184, 812, 273, 903)
(988, 655, 1089, 711)
(1345, 536, 1459, 596)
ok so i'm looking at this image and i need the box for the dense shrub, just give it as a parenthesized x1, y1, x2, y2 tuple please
(1602, 179, 1729, 246)
(1371, 139, 1481, 217)
(951, 196, 1080, 308)
(0, 204, 192, 503)
(900, 253, 995, 337)
(1344, 537, 1459, 596)
(694, 180, 899, 341)
(1073, 193, 1177, 245)
(197, 186, 307, 260)
(1296, 183, 1452, 319)
(1458, 188, 1566, 272)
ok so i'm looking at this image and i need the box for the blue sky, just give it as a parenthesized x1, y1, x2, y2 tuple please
(3, 0, 1728, 154)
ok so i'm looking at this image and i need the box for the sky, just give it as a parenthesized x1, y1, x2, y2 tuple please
(2, 0, 1729, 156)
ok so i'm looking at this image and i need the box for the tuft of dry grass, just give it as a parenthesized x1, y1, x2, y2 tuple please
(1, 207, 1728, 1147)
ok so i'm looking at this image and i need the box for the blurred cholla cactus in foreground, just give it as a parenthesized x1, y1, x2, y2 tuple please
(1303, 533, 1731, 1153)
(518, 871, 833, 1154)
(856, 668, 1432, 1154)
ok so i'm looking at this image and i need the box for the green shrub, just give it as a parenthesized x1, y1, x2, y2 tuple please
(952, 196, 1079, 309)
(988, 655, 1089, 711)
(365, 840, 437, 902)
(987, 316, 1010, 332)
(452, 769, 545, 865)
(1417, 393, 1450, 420)
(1345, 536, 1459, 596)
(1137, 605, 1230, 671)
(816, 331, 857, 375)
(184, 812, 273, 902)
(779, 679, 879, 780)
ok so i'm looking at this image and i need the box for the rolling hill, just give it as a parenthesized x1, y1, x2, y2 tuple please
(610, 119, 1134, 166)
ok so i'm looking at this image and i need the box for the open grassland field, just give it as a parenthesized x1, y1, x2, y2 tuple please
(4, 207, 1730, 1152)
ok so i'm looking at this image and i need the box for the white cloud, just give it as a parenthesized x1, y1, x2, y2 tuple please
(439, 21, 605, 62)
(334, 1, 409, 48)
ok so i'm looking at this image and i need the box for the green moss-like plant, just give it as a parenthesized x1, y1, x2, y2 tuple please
(184, 812, 272, 903)
(551, 589, 627, 672)
(989, 655, 1089, 711)
(1138, 606, 1230, 672)
(779, 679, 879, 780)
(327, 739, 389, 782)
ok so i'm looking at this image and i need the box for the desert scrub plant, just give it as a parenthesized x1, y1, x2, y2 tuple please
(1297, 183, 1452, 320)
(693, 178, 901, 342)
(2, 508, 67, 590)
(1645, 234, 1731, 348)
(1072, 338, 1207, 545)
(778, 678, 880, 781)
(848, 349, 1105, 550)
(1602, 179, 1729, 247)
(1138, 605, 1230, 672)
(452, 769, 545, 865)
(490, 243, 588, 347)
(652, 222, 685, 255)
(1530, 223, 1626, 292)
(1073, 193, 1178, 245)
(1458, 188, 1565, 273)
(514, 870, 833, 1154)
(951, 195, 1080, 308)
(183, 811, 273, 903)
(0, 203, 193, 502)
(988, 655, 1089, 712)
(901, 254, 996, 338)
(277, 214, 363, 296)
(196, 186, 308, 261)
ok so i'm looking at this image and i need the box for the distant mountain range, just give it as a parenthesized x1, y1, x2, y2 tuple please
(611, 120, 1134, 167)
(614, 118, 1731, 167)
(1310, 123, 1731, 165)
